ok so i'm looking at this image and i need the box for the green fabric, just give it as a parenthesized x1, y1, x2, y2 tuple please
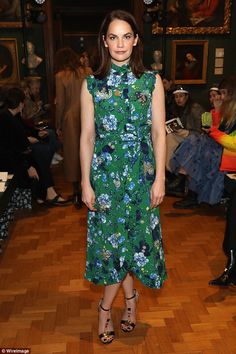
(84, 63, 167, 288)
(201, 112, 212, 127)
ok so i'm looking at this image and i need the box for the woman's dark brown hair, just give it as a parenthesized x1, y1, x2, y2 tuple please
(54, 47, 80, 76)
(94, 9, 145, 80)
(219, 75, 236, 129)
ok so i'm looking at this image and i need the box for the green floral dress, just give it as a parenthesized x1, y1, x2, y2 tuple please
(85, 63, 167, 288)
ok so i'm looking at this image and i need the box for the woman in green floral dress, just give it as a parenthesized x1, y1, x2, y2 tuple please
(80, 10, 166, 344)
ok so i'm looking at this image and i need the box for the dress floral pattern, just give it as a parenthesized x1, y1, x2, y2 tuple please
(0, 188, 31, 241)
(85, 63, 166, 288)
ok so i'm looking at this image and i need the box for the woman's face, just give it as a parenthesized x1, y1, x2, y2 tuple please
(174, 93, 188, 106)
(209, 90, 221, 105)
(220, 88, 228, 102)
(80, 52, 89, 67)
(30, 82, 41, 97)
(103, 19, 138, 66)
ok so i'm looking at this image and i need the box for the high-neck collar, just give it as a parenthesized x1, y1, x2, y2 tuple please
(111, 62, 130, 74)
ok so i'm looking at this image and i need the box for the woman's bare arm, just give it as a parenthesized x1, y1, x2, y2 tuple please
(150, 73, 166, 207)
(80, 79, 97, 211)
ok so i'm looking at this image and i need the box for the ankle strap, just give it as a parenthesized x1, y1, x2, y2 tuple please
(125, 289, 136, 301)
(99, 302, 110, 312)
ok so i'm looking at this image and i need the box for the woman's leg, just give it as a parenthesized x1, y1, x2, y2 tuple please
(46, 186, 65, 202)
(166, 133, 184, 171)
(223, 177, 236, 255)
(98, 282, 120, 342)
(31, 143, 66, 203)
(101, 282, 121, 308)
(209, 177, 236, 286)
(46, 128, 62, 154)
(31, 142, 54, 187)
(122, 272, 134, 298)
(121, 273, 138, 331)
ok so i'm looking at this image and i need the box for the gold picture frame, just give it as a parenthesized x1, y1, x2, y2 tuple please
(171, 40, 208, 85)
(152, 0, 231, 35)
(0, 39, 20, 85)
(0, 0, 22, 28)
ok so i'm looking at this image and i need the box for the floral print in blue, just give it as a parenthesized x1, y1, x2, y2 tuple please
(85, 63, 167, 289)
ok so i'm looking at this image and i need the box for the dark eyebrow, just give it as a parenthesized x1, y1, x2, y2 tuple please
(108, 32, 133, 36)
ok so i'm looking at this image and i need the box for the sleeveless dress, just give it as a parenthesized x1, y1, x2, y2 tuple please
(85, 63, 167, 289)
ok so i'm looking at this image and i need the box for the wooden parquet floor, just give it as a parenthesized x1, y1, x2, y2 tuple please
(1, 166, 236, 354)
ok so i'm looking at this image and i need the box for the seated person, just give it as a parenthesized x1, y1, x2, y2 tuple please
(167, 85, 222, 197)
(0, 86, 68, 206)
(21, 77, 49, 122)
(170, 76, 236, 209)
(166, 85, 204, 194)
(0, 86, 37, 241)
(20, 79, 63, 165)
(0, 86, 38, 191)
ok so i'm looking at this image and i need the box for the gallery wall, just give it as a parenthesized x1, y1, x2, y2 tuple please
(143, 0, 236, 109)
(0, 0, 235, 111)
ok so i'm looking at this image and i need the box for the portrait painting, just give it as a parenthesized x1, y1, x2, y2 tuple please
(0, 0, 22, 27)
(152, 0, 231, 35)
(171, 40, 208, 84)
(0, 39, 20, 85)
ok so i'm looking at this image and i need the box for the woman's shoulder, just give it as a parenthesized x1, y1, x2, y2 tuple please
(56, 69, 75, 79)
(142, 70, 160, 83)
(85, 74, 96, 94)
(85, 74, 95, 85)
(140, 70, 158, 90)
(55, 70, 65, 78)
(143, 70, 157, 78)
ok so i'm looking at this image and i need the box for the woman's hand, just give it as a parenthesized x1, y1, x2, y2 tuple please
(82, 183, 97, 211)
(56, 128, 62, 137)
(38, 130, 48, 138)
(27, 166, 39, 180)
(150, 179, 165, 208)
(28, 136, 39, 144)
(175, 128, 189, 138)
(201, 127, 210, 134)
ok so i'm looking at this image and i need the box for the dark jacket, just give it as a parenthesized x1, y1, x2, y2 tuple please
(0, 109, 32, 187)
(171, 101, 204, 134)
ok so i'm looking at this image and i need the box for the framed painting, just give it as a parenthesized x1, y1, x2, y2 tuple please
(0, 0, 22, 28)
(171, 40, 208, 84)
(63, 32, 98, 69)
(0, 39, 20, 85)
(63, 32, 98, 55)
(152, 0, 231, 35)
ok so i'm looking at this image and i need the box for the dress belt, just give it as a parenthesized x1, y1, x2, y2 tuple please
(96, 133, 151, 142)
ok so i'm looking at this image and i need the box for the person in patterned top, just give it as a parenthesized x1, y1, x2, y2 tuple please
(80, 9, 166, 344)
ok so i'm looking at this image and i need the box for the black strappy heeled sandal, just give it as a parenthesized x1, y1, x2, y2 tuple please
(98, 300, 115, 344)
(120, 289, 139, 333)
